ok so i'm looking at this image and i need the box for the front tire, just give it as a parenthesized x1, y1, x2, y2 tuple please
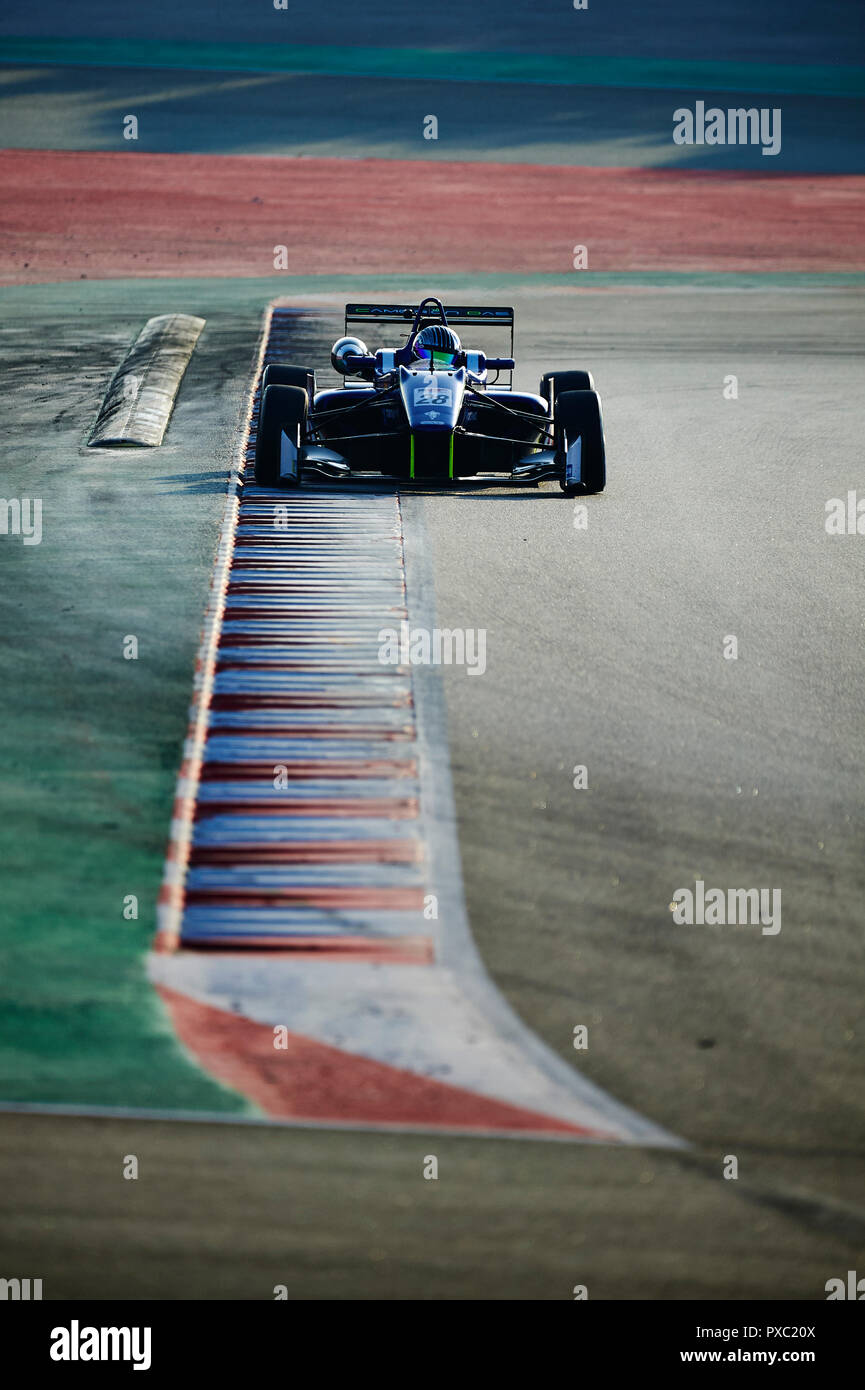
(254, 384, 308, 488)
(261, 363, 314, 399)
(540, 369, 595, 407)
(555, 390, 606, 495)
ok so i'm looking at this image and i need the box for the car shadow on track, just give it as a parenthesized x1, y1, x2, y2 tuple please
(154, 471, 232, 494)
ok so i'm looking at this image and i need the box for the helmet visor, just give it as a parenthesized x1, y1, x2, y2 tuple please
(415, 345, 458, 367)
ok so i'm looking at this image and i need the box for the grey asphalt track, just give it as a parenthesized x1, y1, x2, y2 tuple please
(415, 284, 865, 1177)
(1, 275, 863, 1297)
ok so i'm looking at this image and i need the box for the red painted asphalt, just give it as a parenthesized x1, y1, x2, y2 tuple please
(2, 149, 863, 280)
(157, 985, 609, 1136)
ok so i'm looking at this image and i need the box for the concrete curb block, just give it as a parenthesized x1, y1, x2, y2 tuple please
(88, 312, 205, 447)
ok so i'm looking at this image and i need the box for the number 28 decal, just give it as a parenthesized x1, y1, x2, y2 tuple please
(414, 386, 452, 406)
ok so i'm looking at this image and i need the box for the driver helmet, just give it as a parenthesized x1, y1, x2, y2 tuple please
(412, 323, 462, 368)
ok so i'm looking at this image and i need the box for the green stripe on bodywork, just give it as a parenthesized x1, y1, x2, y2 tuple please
(1, 38, 863, 97)
(409, 433, 415, 480)
(449, 433, 454, 480)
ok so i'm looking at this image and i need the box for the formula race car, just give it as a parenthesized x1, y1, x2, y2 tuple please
(254, 297, 605, 495)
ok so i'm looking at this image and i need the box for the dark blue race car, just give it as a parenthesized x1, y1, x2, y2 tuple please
(254, 297, 605, 496)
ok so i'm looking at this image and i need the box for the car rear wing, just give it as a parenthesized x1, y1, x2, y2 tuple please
(345, 303, 515, 358)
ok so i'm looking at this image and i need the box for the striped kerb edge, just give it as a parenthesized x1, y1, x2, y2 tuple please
(150, 304, 679, 1145)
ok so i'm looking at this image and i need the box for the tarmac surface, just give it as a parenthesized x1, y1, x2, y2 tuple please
(1, 276, 864, 1297)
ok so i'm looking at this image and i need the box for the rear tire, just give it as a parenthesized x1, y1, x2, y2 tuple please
(555, 390, 605, 495)
(540, 369, 594, 407)
(254, 384, 308, 488)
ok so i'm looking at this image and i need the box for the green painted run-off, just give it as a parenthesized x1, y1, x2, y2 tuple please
(1, 38, 863, 97)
